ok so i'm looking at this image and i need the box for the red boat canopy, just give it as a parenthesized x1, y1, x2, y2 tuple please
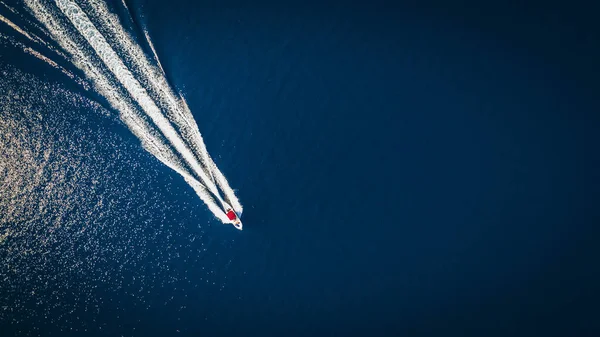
(226, 210, 237, 221)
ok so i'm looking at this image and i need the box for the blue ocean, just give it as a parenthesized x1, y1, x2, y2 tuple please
(0, 0, 598, 336)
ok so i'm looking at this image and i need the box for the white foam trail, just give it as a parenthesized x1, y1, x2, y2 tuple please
(121, 112, 229, 223)
(180, 97, 244, 214)
(76, 0, 242, 214)
(54, 0, 223, 203)
(209, 155, 244, 215)
(23, 0, 241, 225)
(81, 0, 217, 183)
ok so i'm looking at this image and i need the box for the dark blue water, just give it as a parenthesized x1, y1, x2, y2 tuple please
(1, 0, 599, 336)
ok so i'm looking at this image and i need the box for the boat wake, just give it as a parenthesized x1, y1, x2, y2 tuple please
(3, 0, 242, 228)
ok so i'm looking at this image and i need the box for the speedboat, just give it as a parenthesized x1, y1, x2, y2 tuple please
(225, 208, 242, 230)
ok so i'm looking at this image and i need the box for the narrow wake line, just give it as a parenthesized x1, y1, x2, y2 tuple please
(0, 4, 71, 61)
(143, 28, 165, 75)
(21, 0, 242, 227)
(0, 28, 88, 89)
(0, 12, 36, 41)
(1, 0, 52, 39)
